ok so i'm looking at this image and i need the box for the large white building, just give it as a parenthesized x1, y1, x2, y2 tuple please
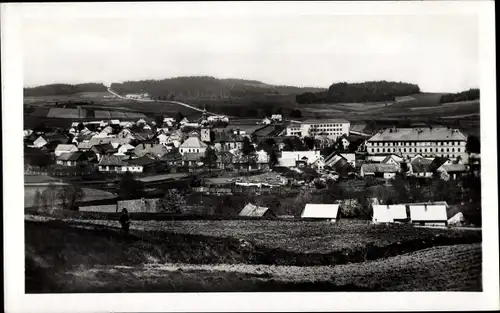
(286, 119, 350, 139)
(366, 127, 468, 161)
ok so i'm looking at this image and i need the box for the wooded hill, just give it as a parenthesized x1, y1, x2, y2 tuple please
(109, 76, 325, 100)
(24, 83, 107, 97)
(296, 81, 421, 104)
(439, 88, 479, 104)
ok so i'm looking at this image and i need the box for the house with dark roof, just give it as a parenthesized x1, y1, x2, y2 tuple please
(182, 152, 204, 168)
(160, 150, 183, 168)
(408, 157, 434, 178)
(90, 143, 117, 161)
(134, 142, 169, 158)
(56, 151, 85, 166)
(360, 163, 400, 179)
(127, 155, 158, 172)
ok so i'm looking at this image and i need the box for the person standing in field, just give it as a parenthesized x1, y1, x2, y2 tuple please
(119, 208, 131, 236)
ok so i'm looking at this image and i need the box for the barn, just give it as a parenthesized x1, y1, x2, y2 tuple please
(409, 204, 448, 226)
(238, 203, 276, 218)
(372, 204, 408, 224)
(301, 204, 340, 222)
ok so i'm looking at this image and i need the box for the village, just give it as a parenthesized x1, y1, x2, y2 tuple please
(23, 109, 481, 226)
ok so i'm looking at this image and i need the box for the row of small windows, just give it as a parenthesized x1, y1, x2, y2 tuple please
(370, 147, 463, 153)
(310, 123, 344, 127)
(369, 141, 463, 147)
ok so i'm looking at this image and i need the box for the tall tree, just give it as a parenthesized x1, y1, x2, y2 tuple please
(290, 109, 302, 118)
(304, 136, 315, 150)
(241, 137, 256, 172)
(466, 135, 480, 154)
(57, 185, 84, 210)
(201, 146, 218, 173)
(157, 189, 186, 213)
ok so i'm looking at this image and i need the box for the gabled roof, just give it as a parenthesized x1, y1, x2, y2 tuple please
(381, 154, 403, 164)
(301, 204, 339, 219)
(372, 205, 408, 223)
(55, 144, 77, 152)
(238, 203, 273, 217)
(409, 205, 448, 222)
(182, 152, 204, 162)
(160, 150, 183, 162)
(91, 143, 116, 154)
(180, 136, 208, 149)
(361, 163, 399, 174)
(441, 163, 467, 172)
(99, 155, 125, 166)
(127, 155, 157, 166)
(429, 157, 450, 172)
(411, 157, 433, 173)
(368, 127, 466, 142)
(56, 151, 83, 161)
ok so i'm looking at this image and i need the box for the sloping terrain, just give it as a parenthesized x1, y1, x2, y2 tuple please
(26, 218, 481, 292)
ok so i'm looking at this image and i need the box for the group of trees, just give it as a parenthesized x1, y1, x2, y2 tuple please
(33, 184, 84, 214)
(109, 76, 323, 101)
(296, 81, 421, 104)
(24, 83, 107, 97)
(440, 88, 479, 104)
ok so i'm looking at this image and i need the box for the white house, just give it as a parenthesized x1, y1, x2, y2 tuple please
(261, 117, 272, 125)
(372, 205, 408, 224)
(279, 150, 321, 167)
(256, 150, 269, 164)
(207, 115, 229, 123)
(179, 134, 208, 155)
(409, 204, 448, 226)
(271, 114, 283, 122)
(301, 204, 340, 222)
(54, 144, 78, 157)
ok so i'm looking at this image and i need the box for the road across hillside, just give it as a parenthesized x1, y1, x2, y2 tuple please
(107, 88, 219, 116)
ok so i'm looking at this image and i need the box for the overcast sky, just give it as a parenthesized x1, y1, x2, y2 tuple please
(22, 14, 478, 92)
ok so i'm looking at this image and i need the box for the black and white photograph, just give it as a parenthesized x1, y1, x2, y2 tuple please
(2, 1, 498, 312)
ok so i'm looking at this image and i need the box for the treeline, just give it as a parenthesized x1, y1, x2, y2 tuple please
(24, 83, 107, 97)
(296, 81, 421, 104)
(440, 88, 479, 104)
(110, 76, 325, 100)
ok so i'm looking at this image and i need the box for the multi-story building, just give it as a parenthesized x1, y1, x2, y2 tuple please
(366, 127, 468, 161)
(286, 119, 350, 139)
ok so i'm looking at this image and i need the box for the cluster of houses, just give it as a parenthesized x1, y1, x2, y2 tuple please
(24, 111, 478, 185)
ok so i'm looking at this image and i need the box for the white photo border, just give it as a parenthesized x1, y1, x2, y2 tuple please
(2, 1, 498, 312)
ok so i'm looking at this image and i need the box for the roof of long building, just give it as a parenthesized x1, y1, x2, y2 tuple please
(301, 119, 350, 124)
(368, 127, 466, 142)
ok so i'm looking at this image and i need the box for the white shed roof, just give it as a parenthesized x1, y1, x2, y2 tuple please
(372, 205, 393, 223)
(388, 205, 408, 220)
(373, 205, 408, 223)
(301, 204, 339, 219)
(410, 205, 447, 222)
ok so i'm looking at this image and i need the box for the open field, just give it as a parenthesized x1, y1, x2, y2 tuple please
(24, 185, 117, 208)
(25, 218, 482, 292)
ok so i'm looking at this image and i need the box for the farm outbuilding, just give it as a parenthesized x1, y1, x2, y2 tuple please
(301, 204, 340, 222)
(409, 204, 448, 226)
(238, 203, 276, 218)
(372, 204, 408, 224)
